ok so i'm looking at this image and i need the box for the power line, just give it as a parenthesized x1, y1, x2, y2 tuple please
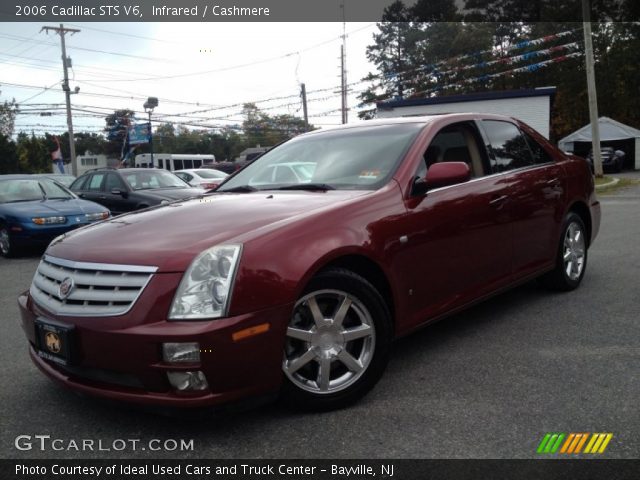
(71, 23, 376, 83)
(66, 23, 180, 44)
(0, 32, 175, 63)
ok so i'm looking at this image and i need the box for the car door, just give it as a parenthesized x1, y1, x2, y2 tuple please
(100, 173, 131, 216)
(77, 172, 106, 206)
(479, 120, 565, 278)
(394, 121, 514, 329)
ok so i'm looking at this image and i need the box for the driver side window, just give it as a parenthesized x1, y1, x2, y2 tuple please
(415, 122, 487, 180)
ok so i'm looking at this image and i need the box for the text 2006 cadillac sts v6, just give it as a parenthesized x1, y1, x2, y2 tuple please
(18, 114, 600, 411)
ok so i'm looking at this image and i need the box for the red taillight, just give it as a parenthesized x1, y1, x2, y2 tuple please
(202, 182, 219, 190)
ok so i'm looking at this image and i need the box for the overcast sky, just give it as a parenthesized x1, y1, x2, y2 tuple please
(0, 22, 379, 139)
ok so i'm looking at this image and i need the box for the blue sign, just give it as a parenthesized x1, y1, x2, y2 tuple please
(128, 123, 150, 145)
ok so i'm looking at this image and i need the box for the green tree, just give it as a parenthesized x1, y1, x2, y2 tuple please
(0, 93, 18, 137)
(0, 134, 18, 174)
(241, 103, 308, 147)
(74, 132, 108, 156)
(16, 132, 49, 173)
(154, 122, 177, 153)
(104, 109, 136, 158)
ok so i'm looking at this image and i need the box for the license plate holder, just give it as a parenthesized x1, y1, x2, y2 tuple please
(35, 318, 75, 366)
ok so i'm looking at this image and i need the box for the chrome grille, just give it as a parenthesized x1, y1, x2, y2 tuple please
(30, 254, 158, 317)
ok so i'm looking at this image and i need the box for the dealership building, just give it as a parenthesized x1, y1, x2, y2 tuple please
(376, 87, 556, 139)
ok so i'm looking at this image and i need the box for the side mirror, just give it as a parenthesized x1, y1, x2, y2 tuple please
(425, 162, 471, 190)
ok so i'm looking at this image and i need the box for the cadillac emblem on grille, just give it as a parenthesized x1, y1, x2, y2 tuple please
(58, 277, 74, 300)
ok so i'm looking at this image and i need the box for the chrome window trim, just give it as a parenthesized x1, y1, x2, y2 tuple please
(424, 161, 557, 195)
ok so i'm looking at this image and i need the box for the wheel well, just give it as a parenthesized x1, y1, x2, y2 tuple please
(568, 201, 592, 247)
(319, 255, 395, 325)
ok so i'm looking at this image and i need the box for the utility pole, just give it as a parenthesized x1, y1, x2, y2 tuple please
(41, 24, 80, 176)
(582, 0, 603, 177)
(340, 45, 347, 124)
(300, 83, 309, 131)
(340, 1, 348, 124)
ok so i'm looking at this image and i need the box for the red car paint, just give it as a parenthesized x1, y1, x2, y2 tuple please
(18, 114, 600, 408)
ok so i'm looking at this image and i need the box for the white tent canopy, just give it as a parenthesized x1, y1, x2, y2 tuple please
(558, 116, 640, 169)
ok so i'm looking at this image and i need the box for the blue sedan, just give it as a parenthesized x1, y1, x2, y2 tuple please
(0, 175, 110, 257)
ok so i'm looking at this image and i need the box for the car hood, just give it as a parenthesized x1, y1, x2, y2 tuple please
(48, 190, 369, 272)
(1, 198, 106, 218)
(133, 188, 203, 201)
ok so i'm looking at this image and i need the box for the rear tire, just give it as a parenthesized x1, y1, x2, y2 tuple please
(281, 268, 391, 411)
(540, 212, 587, 291)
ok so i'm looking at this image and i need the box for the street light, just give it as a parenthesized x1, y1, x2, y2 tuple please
(143, 96, 158, 167)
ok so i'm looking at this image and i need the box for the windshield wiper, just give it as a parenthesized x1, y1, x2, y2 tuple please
(218, 185, 258, 193)
(274, 183, 335, 191)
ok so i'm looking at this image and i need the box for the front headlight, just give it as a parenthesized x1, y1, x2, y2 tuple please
(85, 212, 109, 222)
(32, 216, 66, 225)
(169, 244, 242, 320)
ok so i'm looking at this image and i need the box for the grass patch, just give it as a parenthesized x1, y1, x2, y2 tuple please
(597, 177, 640, 195)
(594, 176, 614, 186)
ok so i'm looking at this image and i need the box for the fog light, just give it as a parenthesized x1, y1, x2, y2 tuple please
(167, 371, 208, 391)
(162, 342, 200, 363)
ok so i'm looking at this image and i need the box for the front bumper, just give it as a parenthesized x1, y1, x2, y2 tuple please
(11, 222, 92, 247)
(18, 291, 292, 408)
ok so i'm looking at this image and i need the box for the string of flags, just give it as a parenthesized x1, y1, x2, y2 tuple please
(379, 29, 580, 83)
(407, 51, 584, 99)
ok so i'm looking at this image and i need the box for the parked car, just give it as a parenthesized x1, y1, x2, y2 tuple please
(18, 114, 600, 411)
(207, 156, 260, 175)
(248, 162, 316, 186)
(0, 175, 109, 257)
(587, 147, 625, 172)
(174, 168, 228, 190)
(69, 168, 203, 216)
(32, 173, 76, 187)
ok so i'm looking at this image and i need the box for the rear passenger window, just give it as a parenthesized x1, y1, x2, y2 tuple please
(173, 159, 184, 170)
(105, 173, 126, 192)
(88, 173, 105, 191)
(482, 120, 534, 172)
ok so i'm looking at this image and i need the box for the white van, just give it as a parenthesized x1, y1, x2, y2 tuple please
(134, 153, 215, 171)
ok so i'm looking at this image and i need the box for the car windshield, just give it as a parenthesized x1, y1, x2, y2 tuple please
(195, 169, 227, 179)
(122, 170, 189, 190)
(218, 123, 424, 192)
(0, 178, 75, 203)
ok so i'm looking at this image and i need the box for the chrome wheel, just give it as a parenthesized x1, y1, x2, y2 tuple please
(563, 221, 585, 281)
(0, 229, 10, 256)
(283, 289, 376, 395)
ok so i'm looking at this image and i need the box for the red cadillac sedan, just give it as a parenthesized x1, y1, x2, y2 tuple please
(18, 114, 600, 411)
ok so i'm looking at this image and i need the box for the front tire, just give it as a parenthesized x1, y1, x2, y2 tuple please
(0, 226, 15, 258)
(281, 268, 391, 411)
(540, 212, 588, 291)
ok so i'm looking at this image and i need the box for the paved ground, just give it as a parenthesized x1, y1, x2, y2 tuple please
(1, 184, 639, 460)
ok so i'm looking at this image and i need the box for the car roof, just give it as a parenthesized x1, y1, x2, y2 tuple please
(0, 174, 60, 180)
(299, 113, 520, 137)
(80, 168, 166, 174)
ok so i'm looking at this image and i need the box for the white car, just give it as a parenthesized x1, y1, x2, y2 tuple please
(174, 169, 228, 190)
